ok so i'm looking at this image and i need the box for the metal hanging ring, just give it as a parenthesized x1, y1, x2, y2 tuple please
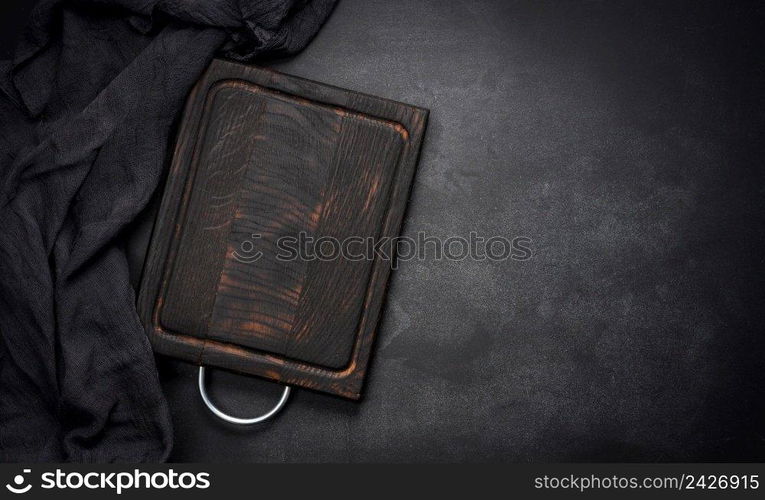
(198, 366, 291, 425)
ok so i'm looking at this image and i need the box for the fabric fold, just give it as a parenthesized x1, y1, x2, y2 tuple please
(0, 0, 336, 462)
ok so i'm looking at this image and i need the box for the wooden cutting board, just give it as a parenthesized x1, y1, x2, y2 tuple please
(137, 59, 428, 399)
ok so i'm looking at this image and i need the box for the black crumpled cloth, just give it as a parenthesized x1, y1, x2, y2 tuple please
(0, 0, 335, 462)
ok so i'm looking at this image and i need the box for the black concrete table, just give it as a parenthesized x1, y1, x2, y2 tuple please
(157, 0, 764, 462)
(7, 0, 765, 462)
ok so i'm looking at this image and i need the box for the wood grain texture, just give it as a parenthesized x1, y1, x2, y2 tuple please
(137, 59, 428, 399)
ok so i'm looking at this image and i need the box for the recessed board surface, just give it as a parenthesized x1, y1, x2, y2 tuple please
(138, 59, 428, 399)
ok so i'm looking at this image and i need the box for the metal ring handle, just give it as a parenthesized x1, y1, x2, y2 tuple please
(198, 366, 291, 425)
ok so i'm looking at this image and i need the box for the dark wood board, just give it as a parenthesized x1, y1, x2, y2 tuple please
(137, 59, 428, 399)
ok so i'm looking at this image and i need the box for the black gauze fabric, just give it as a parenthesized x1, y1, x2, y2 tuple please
(0, 0, 336, 462)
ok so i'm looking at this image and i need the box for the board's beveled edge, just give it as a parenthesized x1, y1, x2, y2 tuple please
(137, 60, 429, 400)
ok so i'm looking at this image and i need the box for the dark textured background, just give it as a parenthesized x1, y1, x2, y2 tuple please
(3, 0, 764, 462)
